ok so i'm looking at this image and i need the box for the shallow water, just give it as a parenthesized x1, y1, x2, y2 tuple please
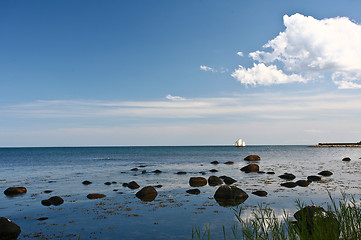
(1, 146, 361, 239)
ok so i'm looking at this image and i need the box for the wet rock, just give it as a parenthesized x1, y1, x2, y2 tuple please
(112, 181, 117, 184)
(87, 193, 106, 199)
(279, 173, 296, 180)
(293, 205, 339, 239)
(210, 161, 219, 165)
(240, 164, 259, 173)
(0, 217, 21, 240)
(4, 187, 27, 196)
(104, 182, 111, 185)
(186, 189, 200, 195)
(136, 186, 158, 202)
(252, 190, 268, 197)
(266, 171, 275, 174)
(214, 185, 249, 207)
(296, 180, 311, 187)
(208, 176, 223, 186)
(318, 171, 333, 176)
(209, 169, 218, 173)
(138, 165, 147, 168)
(244, 155, 260, 161)
(176, 171, 187, 175)
(153, 185, 162, 188)
(281, 182, 297, 188)
(307, 175, 321, 182)
(43, 190, 53, 194)
(128, 181, 140, 189)
(153, 170, 162, 174)
(220, 176, 237, 185)
(37, 217, 48, 221)
(189, 177, 207, 187)
(257, 171, 265, 174)
(122, 183, 129, 187)
(199, 171, 206, 175)
(131, 168, 139, 171)
(82, 180, 92, 185)
(342, 157, 351, 162)
(224, 161, 234, 165)
(41, 196, 64, 206)
(141, 170, 147, 174)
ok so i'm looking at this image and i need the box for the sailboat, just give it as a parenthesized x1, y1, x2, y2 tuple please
(234, 138, 246, 147)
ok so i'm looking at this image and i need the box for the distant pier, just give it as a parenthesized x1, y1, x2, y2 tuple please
(310, 141, 361, 147)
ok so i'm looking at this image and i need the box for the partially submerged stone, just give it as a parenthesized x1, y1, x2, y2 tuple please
(219, 176, 237, 185)
(296, 180, 311, 187)
(41, 196, 64, 206)
(87, 193, 106, 199)
(4, 187, 27, 196)
(214, 185, 249, 207)
(208, 176, 223, 186)
(189, 177, 207, 187)
(342, 157, 351, 162)
(224, 161, 234, 165)
(127, 181, 140, 189)
(307, 175, 321, 182)
(0, 217, 21, 240)
(186, 189, 200, 195)
(136, 186, 158, 202)
(278, 173, 296, 180)
(252, 190, 268, 197)
(281, 182, 297, 188)
(240, 164, 259, 173)
(244, 155, 261, 161)
(318, 171, 333, 176)
(82, 180, 92, 185)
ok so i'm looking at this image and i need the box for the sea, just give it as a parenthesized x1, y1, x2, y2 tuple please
(1, 145, 361, 239)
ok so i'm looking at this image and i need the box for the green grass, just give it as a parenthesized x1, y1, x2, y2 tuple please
(191, 193, 361, 240)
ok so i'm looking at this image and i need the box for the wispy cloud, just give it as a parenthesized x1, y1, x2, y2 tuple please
(236, 51, 243, 57)
(200, 65, 216, 72)
(233, 13, 361, 88)
(165, 94, 186, 101)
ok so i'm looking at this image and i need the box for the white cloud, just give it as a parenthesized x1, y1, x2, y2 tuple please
(165, 94, 186, 101)
(236, 13, 361, 89)
(200, 65, 216, 72)
(231, 63, 308, 86)
(236, 51, 243, 57)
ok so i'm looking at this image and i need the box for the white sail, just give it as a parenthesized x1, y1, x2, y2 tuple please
(242, 141, 246, 147)
(234, 139, 242, 146)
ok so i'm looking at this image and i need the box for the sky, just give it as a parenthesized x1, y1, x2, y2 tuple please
(1, 0, 361, 147)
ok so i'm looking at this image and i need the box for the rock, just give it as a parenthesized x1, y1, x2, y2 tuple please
(153, 170, 162, 174)
(128, 181, 140, 189)
(296, 180, 311, 187)
(278, 173, 296, 180)
(131, 168, 139, 171)
(240, 164, 259, 173)
(43, 190, 53, 193)
(307, 175, 322, 182)
(176, 171, 187, 175)
(208, 176, 223, 186)
(87, 193, 106, 199)
(138, 165, 147, 168)
(136, 186, 158, 202)
(220, 176, 237, 185)
(214, 185, 249, 207)
(37, 217, 48, 221)
(281, 182, 297, 188)
(112, 181, 117, 184)
(318, 171, 333, 176)
(141, 170, 147, 174)
(244, 155, 260, 161)
(199, 171, 206, 175)
(82, 180, 92, 185)
(153, 185, 162, 188)
(257, 171, 265, 174)
(104, 182, 111, 185)
(4, 187, 27, 196)
(210, 169, 218, 173)
(293, 205, 339, 239)
(189, 177, 207, 187)
(0, 217, 21, 240)
(266, 171, 275, 174)
(41, 196, 64, 206)
(224, 161, 234, 165)
(186, 189, 200, 195)
(122, 183, 129, 187)
(342, 157, 351, 161)
(210, 161, 219, 165)
(252, 190, 268, 197)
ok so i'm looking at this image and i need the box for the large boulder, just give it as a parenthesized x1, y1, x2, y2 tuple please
(4, 187, 27, 197)
(208, 176, 223, 186)
(278, 173, 296, 180)
(0, 217, 21, 240)
(293, 205, 339, 240)
(214, 185, 249, 207)
(244, 155, 261, 161)
(41, 196, 64, 206)
(240, 164, 259, 173)
(189, 177, 207, 187)
(136, 186, 158, 202)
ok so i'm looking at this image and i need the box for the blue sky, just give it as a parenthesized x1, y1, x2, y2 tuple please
(1, 0, 361, 146)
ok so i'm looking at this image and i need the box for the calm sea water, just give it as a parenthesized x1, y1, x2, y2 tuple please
(1, 145, 361, 239)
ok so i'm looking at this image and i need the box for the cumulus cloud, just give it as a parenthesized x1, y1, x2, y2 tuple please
(236, 51, 244, 57)
(231, 63, 308, 86)
(165, 94, 186, 101)
(234, 13, 361, 89)
(200, 65, 216, 72)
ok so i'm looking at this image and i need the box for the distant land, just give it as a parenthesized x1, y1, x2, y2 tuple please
(310, 141, 361, 147)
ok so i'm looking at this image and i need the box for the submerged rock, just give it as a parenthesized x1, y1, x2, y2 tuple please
(104, 182, 111, 185)
(87, 193, 106, 199)
(318, 171, 333, 176)
(257, 171, 265, 174)
(209, 169, 218, 173)
(244, 155, 261, 161)
(279, 173, 296, 180)
(296, 180, 311, 187)
(189, 177, 207, 187)
(252, 190, 268, 197)
(240, 164, 259, 173)
(293, 205, 339, 240)
(4, 187, 27, 196)
(208, 176, 223, 186)
(266, 171, 275, 175)
(176, 171, 187, 175)
(41, 196, 64, 206)
(220, 176, 237, 185)
(224, 161, 234, 165)
(153, 169, 162, 174)
(342, 157, 351, 162)
(281, 182, 297, 188)
(210, 161, 219, 165)
(131, 168, 139, 171)
(136, 186, 158, 202)
(214, 185, 249, 207)
(128, 181, 140, 189)
(186, 189, 201, 195)
(82, 180, 92, 185)
(307, 175, 322, 182)
(0, 217, 21, 240)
